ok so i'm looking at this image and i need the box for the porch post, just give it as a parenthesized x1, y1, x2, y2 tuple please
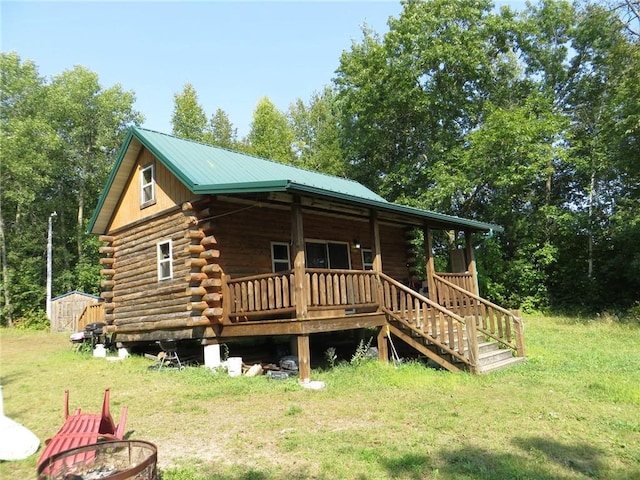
(423, 223, 436, 301)
(464, 229, 479, 296)
(291, 200, 307, 320)
(369, 210, 383, 273)
(292, 200, 311, 382)
(369, 210, 384, 309)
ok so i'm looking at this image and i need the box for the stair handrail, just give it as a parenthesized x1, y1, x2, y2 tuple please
(432, 274, 525, 357)
(377, 272, 479, 372)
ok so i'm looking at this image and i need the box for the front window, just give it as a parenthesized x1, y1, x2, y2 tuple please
(140, 164, 155, 207)
(362, 249, 374, 270)
(157, 240, 172, 280)
(305, 241, 350, 269)
(271, 242, 291, 272)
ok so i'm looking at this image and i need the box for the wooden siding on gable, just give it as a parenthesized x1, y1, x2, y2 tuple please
(110, 149, 193, 231)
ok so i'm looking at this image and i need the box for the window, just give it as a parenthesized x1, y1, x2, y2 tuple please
(140, 164, 155, 207)
(157, 240, 173, 280)
(305, 241, 350, 269)
(271, 242, 291, 272)
(362, 249, 374, 270)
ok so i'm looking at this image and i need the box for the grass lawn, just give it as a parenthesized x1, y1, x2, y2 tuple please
(1, 314, 639, 479)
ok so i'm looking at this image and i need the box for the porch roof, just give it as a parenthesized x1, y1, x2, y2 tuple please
(88, 127, 503, 234)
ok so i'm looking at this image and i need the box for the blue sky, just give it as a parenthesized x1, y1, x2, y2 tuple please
(2, 1, 526, 138)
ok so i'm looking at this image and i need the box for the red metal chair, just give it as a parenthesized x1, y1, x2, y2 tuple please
(37, 388, 128, 471)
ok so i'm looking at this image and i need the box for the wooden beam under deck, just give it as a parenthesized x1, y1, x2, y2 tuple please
(201, 312, 387, 339)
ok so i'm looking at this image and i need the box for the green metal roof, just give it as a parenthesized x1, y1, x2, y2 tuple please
(134, 128, 387, 201)
(88, 127, 503, 234)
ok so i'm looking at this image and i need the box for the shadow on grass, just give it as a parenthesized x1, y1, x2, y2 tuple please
(438, 436, 630, 480)
(513, 436, 603, 478)
(159, 436, 637, 480)
(438, 444, 560, 480)
(378, 453, 434, 479)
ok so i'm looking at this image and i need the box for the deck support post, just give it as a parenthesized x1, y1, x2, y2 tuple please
(464, 229, 479, 296)
(297, 334, 311, 382)
(423, 224, 436, 301)
(377, 326, 389, 363)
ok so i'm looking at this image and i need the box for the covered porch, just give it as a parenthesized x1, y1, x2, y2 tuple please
(191, 199, 525, 379)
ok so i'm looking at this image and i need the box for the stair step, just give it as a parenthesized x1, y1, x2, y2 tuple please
(478, 356, 525, 374)
(478, 348, 514, 366)
(478, 341, 499, 354)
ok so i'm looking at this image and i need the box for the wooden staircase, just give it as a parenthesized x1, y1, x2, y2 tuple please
(379, 273, 525, 374)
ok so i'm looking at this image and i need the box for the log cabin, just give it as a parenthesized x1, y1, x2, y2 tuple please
(87, 127, 525, 379)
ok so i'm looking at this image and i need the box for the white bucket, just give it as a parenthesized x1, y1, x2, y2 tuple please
(93, 344, 106, 358)
(227, 357, 243, 377)
(204, 344, 221, 369)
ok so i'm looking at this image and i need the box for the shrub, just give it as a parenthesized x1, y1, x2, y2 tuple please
(13, 308, 49, 330)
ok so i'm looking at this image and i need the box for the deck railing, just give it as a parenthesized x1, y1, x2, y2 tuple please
(225, 269, 380, 321)
(435, 272, 476, 294)
(226, 271, 296, 320)
(433, 274, 525, 356)
(305, 268, 379, 310)
(378, 273, 478, 371)
(76, 303, 106, 332)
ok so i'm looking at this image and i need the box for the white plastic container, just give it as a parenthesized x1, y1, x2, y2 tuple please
(204, 344, 221, 369)
(93, 344, 106, 358)
(227, 357, 243, 377)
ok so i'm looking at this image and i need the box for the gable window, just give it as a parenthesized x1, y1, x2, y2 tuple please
(362, 249, 374, 270)
(157, 240, 173, 280)
(140, 164, 155, 207)
(305, 241, 351, 269)
(271, 242, 291, 272)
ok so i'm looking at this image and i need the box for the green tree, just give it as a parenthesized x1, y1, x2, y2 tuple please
(560, 2, 640, 308)
(334, 0, 551, 307)
(0, 55, 142, 324)
(171, 83, 208, 142)
(288, 87, 346, 176)
(47, 66, 142, 263)
(0, 52, 55, 325)
(335, 0, 522, 203)
(209, 108, 237, 149)
(247, 97, 295, 163)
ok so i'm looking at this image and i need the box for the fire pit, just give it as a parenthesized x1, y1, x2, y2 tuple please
(37, 440, 157, 480)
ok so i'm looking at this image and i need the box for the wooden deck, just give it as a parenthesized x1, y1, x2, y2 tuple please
(78, 269, 525, 375)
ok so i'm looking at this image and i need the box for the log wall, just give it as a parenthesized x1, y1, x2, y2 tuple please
(205, 199, 411, 280)
(101, 209, 193, 330)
